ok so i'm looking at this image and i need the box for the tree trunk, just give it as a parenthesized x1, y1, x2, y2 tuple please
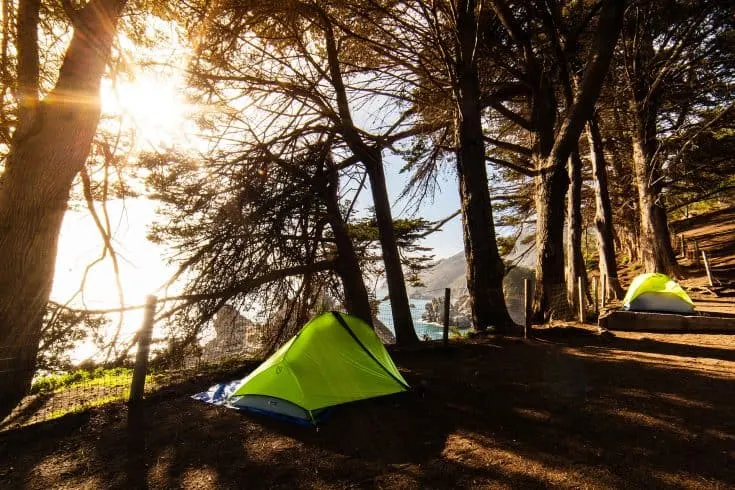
(363, 155, 418, 344)
(321, 17, 417, 344)
(0, 0, 126, 421)
(324, 169, 373, 326)
(531, 0, 624, 322)
(454, 0, 514, 333)
(565, 149, 590, 309)
(624, 12, 679, 278)
(532, 161, 570, 322)
(630, 115, 680, 277)
(587, 116, 624, 298)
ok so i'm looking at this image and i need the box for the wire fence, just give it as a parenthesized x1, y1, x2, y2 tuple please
(0, 354, 136, 431)
(1, 277, 619, 432)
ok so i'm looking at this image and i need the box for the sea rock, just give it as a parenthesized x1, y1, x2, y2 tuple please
(422, 295, 472, 329)
(201, 305, 263, 361)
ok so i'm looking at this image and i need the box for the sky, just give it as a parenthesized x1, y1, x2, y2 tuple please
(52, 22, 466, 310)
(355, 155, 464, 260)
(52, 153, 463, 363)
(48, 17, 468, 361)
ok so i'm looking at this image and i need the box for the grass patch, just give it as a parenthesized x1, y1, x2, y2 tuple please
(30, 367, 135, 395)
(43, 394, 129, 421)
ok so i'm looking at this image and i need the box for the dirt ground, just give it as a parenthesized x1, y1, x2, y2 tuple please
(1, 207, 733, 489)
(674, 206, 735, 312)
(1, 328, 734, 489)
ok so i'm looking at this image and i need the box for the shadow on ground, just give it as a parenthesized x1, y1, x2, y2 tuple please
(1, 333, 734, 489)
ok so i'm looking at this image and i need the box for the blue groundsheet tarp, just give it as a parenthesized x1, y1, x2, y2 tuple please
(191, 380, 241, 406)
(191, 380, 332, 426)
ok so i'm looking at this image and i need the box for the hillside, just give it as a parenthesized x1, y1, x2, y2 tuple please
(409, 251, 467, 296)
(672, 205, 735, 314)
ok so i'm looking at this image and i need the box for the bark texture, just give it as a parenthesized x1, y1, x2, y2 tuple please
(0, 0, 127, 421)
(630, 111, 680, 276)
(533, 162, 569, 322)
(565, 150, 590, 310)
(454, 0, 514, 332)
(586, 116, 624, 298)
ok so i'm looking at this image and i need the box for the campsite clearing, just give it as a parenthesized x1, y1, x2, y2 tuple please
(2, 328, 734, 489)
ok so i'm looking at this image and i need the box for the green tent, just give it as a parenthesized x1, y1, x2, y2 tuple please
(623, 273, 695, 313)
(228, 311, 409, 424)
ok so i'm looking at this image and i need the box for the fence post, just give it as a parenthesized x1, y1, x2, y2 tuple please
(702, 251, 714, 287)
(442, 288, 450, 348)
(694, 239, 701, 266)
(593, 277, 599, 315)
(129, 295, 156, 404)
(578, 276, 585, 324)
(679, 235, 685, 256)
(524, 279, 532, 338)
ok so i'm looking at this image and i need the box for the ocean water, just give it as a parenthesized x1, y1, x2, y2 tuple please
(377, 298, 469, 340)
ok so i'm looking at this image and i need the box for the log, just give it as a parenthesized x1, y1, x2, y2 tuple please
(599, 309, 735, 332)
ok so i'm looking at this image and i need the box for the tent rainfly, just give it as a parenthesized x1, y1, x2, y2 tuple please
(623, 273, 695, 314)
(226, 311, 409, 425)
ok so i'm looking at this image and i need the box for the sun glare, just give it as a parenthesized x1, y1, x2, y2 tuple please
(101, 75, 192, 150)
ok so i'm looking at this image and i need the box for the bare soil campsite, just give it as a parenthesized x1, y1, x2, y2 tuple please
(0, 217, 735, 489)
(3, 207, 735, 489)
(1, 2, 734, 489)
(0, 210, 734, 489)
(1, 329, 734, 489)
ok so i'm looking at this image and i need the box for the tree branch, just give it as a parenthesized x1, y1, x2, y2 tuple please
(487, 156, 536, 177)
(550, 0, 625, 164)
(484, 135, 532, 156)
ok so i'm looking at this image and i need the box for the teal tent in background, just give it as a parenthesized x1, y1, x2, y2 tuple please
(226, 311, 409, 425)
(623, 273, 695, 313)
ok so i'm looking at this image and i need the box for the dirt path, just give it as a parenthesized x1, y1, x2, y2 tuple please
(1, 332, 733, 489)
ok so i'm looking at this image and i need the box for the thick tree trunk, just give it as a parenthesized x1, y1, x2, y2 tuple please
(324, 170, 373, 326)
(0, 0, 126, 421)
(532, 161, 570, 322)
(455, 0, 514, 333)
(587, 117, 624, 298)
(630, 117, 680, 277)
(565, 149, 590, 309)
(531, 0, 624, 322)
(624, 14, 679, 278)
